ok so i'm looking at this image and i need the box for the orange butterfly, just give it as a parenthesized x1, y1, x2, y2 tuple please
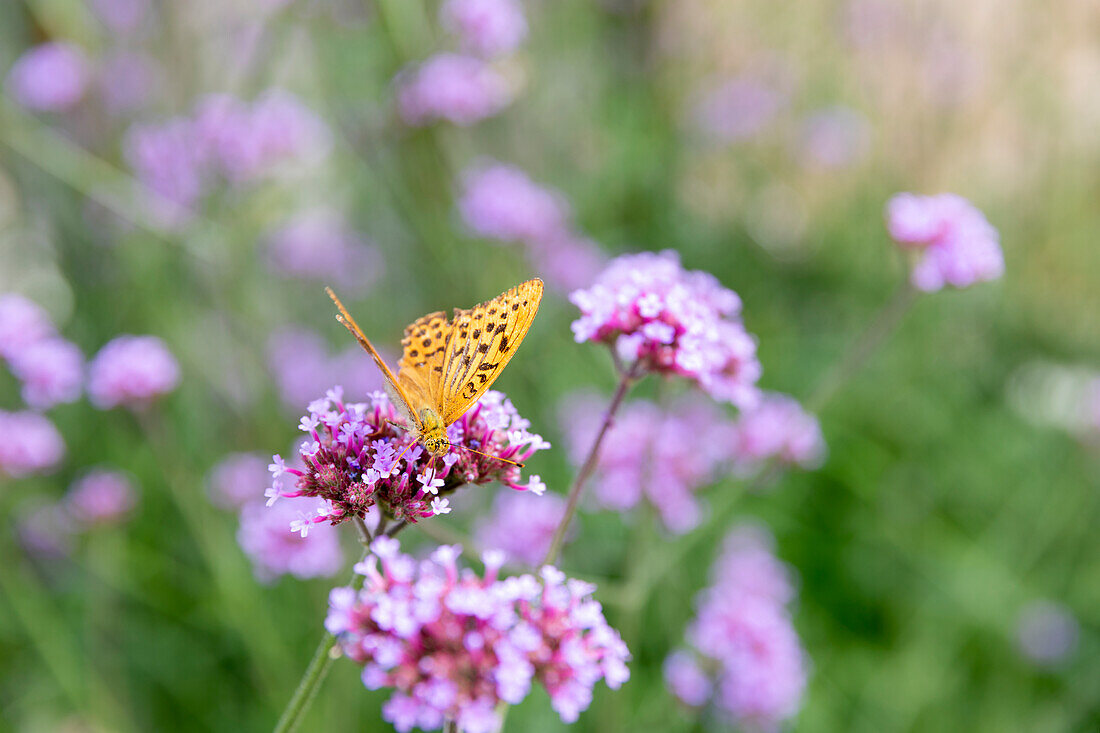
(326, 279, 543, 466)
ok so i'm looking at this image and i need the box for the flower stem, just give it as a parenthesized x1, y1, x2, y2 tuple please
(542, 364, 639, 566)
(273, 515, 411, 732)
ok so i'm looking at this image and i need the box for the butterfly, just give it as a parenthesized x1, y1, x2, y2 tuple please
(326, 279, 543, 466)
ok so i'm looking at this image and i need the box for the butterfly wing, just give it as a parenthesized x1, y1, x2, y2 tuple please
(437, 278, 543, 426)
(397, 310, 453, 414)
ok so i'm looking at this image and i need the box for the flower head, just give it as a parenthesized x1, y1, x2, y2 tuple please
(238, 497, 343, 583)
(1016, 600, 1079, 666)
(87, 335, 180, 409)
(886, 193, 1003, 291)
(475, 489, 567, 566)
(65, 469, 137, 526)
(562, 394, 735, 533)
(0, 411, 65, 478)
(440, 0, 528, 57)
(5, 42, 89, 111)
(0, 294, 56, 360)
(208, 453, 270, 509)
(267, 329, 389, 411)
(267, 389, 548, 529)
(458, 162, 570, 244)
(731, 393, 825, 472)
(396, 54, 511, 127)
(327, 539, 629, 729)
(7, 338, 84, 409)
(570, 250, 761, 408)
(264, 209, 382, 293)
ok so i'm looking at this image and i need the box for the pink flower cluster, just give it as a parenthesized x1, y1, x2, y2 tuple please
(66, 469, 138, 525)
(237, 497, 344, 583)
(87, 335, 180, 410)
(0, 295, 84, 410)
(475, 489, 567, 566)
(732, 393, 826, 473)
(208, 452, 270, 509)
(562, 395, 734, 534)
(326, 539, 630, 731)
(124, 89, 329, 224)
(666, 526, 807, 729)
(267, 329, 389, 411)
(886, 193, 1003, 292)
(266, 388, 548, 531)
(0, 410, 66, 478)
(396, 54, 512, 127)
(570, 250, 762, 408)
(440, 0, 528, 58)
(458, 162, 606, 291)
(5, 42, 89, 112)
(264, 209, 383, 293)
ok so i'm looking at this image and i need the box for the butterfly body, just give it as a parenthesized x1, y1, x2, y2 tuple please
(327, 279, 543, 464)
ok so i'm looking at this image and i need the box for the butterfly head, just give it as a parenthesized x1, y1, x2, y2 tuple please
(417, 408, 451, 457)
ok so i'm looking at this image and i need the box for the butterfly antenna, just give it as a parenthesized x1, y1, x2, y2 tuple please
(394, 441, 414, 468)
(464, 446, 525, 468)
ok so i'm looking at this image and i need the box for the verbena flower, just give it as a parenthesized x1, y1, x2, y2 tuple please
(0, 294, 56, 360)
(326, 539, 630, 731)
(731, 393, 825, 473)
(0, 410, 65, 478)
(570, 250, 761, 408)
(458, 162, 570, 244)
(667, 526, 807, 730)
(1015, 600, 1079, 666)
(266, 329, 389, 411)
(886, 192, 1003, 292)
(87, 335, 180, 410)
(264, 209, 383, 293)
(440, 0, 528, 58)
(208, 452, 270, 509)
(5, 42, 89, 112)
(7, 337, 84, 409)
(475, 489, 567, 566)
(396, 54, 511, 127)
(65, 469, 137, 526)
(266, 388, 548, 530)
(238, 497, 344, 583)
(123, 118, 207, 224)
(562, 394, 734, 533)
(16, 502, 74, 558)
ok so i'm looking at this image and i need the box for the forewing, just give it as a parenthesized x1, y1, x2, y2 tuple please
(438, 279, 543, 425)
(397, 310, 453, 413)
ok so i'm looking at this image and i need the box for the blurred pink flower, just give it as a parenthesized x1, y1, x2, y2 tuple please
(87, 335, 180, 410)
(663, 651, 711, 708)
(327, 540, 630, 730)
(266, 328, 389, 410)
(886, 193, 1003, 292)
(798, 106, 871, 169)
(693, 75, 788, 143)
(7, 338, 84, 409)
(0, 410, 65, 478)
(562, 394, 734, 533)
(528, 234, 608, 292)
(123, 118, 207, 224)
(89, 0, 149, 34)
(397, 54, 511, 126)
(475, 489, 566, 566)
(731, 393, 825, 473)
(5, 42, 89, 112)
(16, 502, 74, 558)
(0, 294, 56, 360)
(440, 0, 528, 57)
(1016, 601, 1079, 666)
(264, 209, 383, 293)
(238, 497, 344, 583)
(570, 250, 761, 408)
(458, 162, 571, 244)
(208, 452, 270, 509)
(99, 52, 159, 114)
(66, 469, 138, 526)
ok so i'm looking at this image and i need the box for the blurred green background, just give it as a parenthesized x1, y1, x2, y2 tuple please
(1, 0, 1099, 731)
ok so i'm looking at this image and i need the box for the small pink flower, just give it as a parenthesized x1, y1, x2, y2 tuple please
(0, 294, 56, 360)
(87, 335, 180, 410)
(475, 490, 566, 566)
(238, 497, 343, 583)
(0, 410, 65, 478)
(208, 453, 270, 509)
(66, 469, 137, 526)
(5, 42, 89, 111)
(731, 393, 825, 472)
(7, 338, 84, 409)
(397, 54, 511, 126)
(440, 0, 528, 57)
(264, 209, 383, 293)
(458, 162, 571, 244)
(1016, 601, 1079, 666)
(886, 193, 1003, 291)
(266, 328, 390, 411)
(664, 651, 711, 707)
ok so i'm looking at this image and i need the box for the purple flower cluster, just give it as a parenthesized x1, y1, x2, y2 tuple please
(1016, 600, 1079, 666)
(562, 395, 733, 533)
(238, 497, 344, 583)
(0, 295, 84, 410)
(731, 393, 826, 473)
(125, 90, 329, 224)
(208, 452, 270, 509)
(397, 54, 512, 127)
(440, 0, 528, 58)
(264, 209, 383, 293)
(458, 162, 606, 291)
(5, 42, 89, 112)
(475, 489, 567, 567)
(266, 388, 548, 531)
(0, 410, 66, 478)
(66, 469, 138, 526)
(570, 250, 762, 408)
(326, 539, 630, 731)
(267, 328, 390, 411)
(87, 335, 180, 410)
(886, 193, 1003, 292)
(666, 526, 807, 730)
